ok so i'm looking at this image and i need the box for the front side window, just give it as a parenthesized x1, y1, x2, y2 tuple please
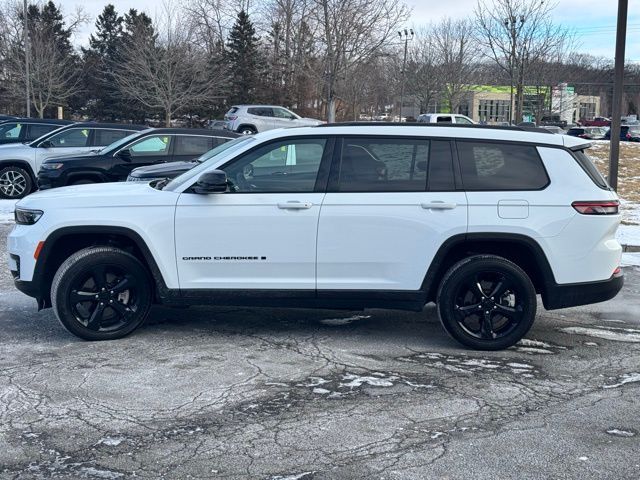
(128, 135, 172, 156)
(47, 128, 90, 147)
(0, 123, 22, 139)
(174, 135, 212, 156)
(336, 137, 429, 192)
(94, 129, 134, 146)
(458, 141, 548, 190)
(223, 138, 326, 193)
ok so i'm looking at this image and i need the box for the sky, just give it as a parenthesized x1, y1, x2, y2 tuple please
(64, 0, 640, 61)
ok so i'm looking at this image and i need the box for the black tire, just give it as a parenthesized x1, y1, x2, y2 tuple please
(237, 125, 257, 135)
(436, 255, 536, 351)
(0, 165, 33, 199)
(51, 246, 153, 341)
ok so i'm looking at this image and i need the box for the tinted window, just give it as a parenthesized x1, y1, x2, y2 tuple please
(128, 135, 171, 156)
(94, 129, 133, 146)
(337, 137, 429, 192)
(247, 107, 273, 117)
(27, 124, 58, 140)
(273, 108, 295, 119)
(0, 123, 21, 139)
(174, 135, 212, 156)
(573, 149, 609, 190)
(223, 138, 326, 193)
(455, 116, 473, 125)
(436, 116, 452, 123)
(48, 128, 90, 147)
(458, 141, 548, 190)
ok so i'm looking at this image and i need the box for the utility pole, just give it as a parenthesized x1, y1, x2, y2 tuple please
(609, 0, 628, 191)
(398, 28, 413, 123)
(24, 0, 30, 117)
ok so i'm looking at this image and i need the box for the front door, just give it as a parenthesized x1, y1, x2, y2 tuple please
(175, 136, 332, 290)
(317, 137, 467, 291)
(111, 134, 173, 179)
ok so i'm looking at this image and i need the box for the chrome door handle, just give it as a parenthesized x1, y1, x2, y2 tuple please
(421, 202, 457, 210)
(277, 201, 313, 210)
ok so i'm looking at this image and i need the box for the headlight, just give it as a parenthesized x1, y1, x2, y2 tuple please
(15, 208, 43, 225)
(40, 163, 64, 170)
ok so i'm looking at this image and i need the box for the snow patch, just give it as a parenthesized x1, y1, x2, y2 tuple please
(621, 252, 640, 267)
(606, 429, 636, 437)
(560, 326, 640, 343)
(271, 473, 315, 480)
(319, 314, 371, 326)
(518, 339, 554, 348)
(97, 437, 125, 447)
(0, 199, 17, 223)
(79, 467, 124, 479)
(603, 373, 640, 389)
(513, 346, 553, 355)
(340, 373, 395, 388)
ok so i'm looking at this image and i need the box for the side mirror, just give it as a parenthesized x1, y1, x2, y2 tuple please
(194, 170, 228, 194)
(39, 140, 53, 148)
(117, 149, 132, 161)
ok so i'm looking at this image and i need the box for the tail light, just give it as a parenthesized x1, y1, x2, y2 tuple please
(626, 133, 631, 139)
(613, 267, 621, 276)
(227, 115, 238, 121)
(572, 200, 619, 215)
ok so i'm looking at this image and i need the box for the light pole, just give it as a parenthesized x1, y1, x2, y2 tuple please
(24, 0, 30, 117)
(609, 0, 628, 191)
(504, 15, 524, 124)
(398, 28, 414, 123)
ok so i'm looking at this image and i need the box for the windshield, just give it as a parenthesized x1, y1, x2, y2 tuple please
(164, 136, 255, 191)
(100, 128, 154, 154)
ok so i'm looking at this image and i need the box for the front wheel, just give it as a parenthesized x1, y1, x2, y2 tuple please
(51, 247, 153, 340)
(437, 255, 536, 350)
(0, 166, 33, 199)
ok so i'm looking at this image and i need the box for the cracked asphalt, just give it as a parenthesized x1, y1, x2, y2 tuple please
(1, 222, 639, 479)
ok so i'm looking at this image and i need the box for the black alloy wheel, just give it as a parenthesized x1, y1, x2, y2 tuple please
(437, 255, 536, 350)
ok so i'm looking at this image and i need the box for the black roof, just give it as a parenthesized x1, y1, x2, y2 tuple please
(316, 122, 554, 135)
(148, 127, 239, 137)
(2, 118, 72, 125)
(68, 122, 148, 130)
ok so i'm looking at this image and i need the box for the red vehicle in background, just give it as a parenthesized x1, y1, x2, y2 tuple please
(581, 116, 611, 127)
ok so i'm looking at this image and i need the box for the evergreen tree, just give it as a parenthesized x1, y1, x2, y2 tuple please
(82, 5, 123, 120)
(225, 10, 263, 105)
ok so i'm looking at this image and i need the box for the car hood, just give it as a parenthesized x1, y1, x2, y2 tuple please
(17, 181, 179, 210)
(130, 161, 196, 178)
(0, 143, 32, 158)
(46, 150, 102, 161)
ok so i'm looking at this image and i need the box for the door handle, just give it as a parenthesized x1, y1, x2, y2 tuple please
(277, 201, 313, 210)
(421, 202, 457, 210)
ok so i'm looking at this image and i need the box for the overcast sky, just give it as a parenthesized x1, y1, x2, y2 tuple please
(64, 0, 640, 61)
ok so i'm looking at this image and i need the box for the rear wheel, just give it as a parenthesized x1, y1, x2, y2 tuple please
(0, 166, 33, 199)
(238, 126, 257, 135)
(437, 255, 536, 350)
(51, 247, 153, 340)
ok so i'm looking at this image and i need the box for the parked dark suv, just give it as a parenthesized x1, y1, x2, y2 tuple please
(0, 118, 72, 145)
(603, 125, 640, 142)
(38, 128, 240, 189)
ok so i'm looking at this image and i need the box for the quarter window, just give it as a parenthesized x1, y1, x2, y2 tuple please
(129, 135, 171, 156)
(223, 138, 326, 193)
(457, 141, 548, 190)
(336, 137, 429, 192)
(47, 128, 90, 147)
(94, 129, 134, 146)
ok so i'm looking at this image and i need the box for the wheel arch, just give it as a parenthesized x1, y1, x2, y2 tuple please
(33, 226, 172, 309)
(422, 233, 556, 303)
(66, 171, 109, 185)
(236, 124, 257, 134)
(0, 160, 37, 182)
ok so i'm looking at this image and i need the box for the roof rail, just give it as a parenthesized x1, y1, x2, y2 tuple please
(315, 121, 554, 134)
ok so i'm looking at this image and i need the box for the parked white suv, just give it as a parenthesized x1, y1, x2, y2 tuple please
(224, 105, 323, 135)
(0, 122, 146, 199)
(7, 124, 623, 349)
(417, 113, 475, 124)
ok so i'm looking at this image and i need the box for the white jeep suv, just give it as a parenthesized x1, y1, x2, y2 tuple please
(7, 124, 623, 350)
(224, 105, 323, 135)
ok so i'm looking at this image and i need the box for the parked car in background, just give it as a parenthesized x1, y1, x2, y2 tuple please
(127, 134, 250, 183)
(207, 120, 228, 130)
(224, 105, 323, 134)
(0, 115, 16, 122)
(540, 125, 565, 135)
(582, 117, 611, 127)
(38, 128, 239, 190)
(567, 126, 608, 140)
(517, 121, 537, 128)
(417, 113, 475, 124)
(0, 122, 146, 199)
(603, 125, 640, 142)
(540, 115, 567, 128)
(0, 118, 72, 146)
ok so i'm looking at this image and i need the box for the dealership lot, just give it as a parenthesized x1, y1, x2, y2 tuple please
(1, 221, 639, 479)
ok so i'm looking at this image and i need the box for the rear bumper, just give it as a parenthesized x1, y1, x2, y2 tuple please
(543, 270, 624, 310)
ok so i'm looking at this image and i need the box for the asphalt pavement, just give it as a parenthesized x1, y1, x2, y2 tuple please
(1, 222, 639, 479)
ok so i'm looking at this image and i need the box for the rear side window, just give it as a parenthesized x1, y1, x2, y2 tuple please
(248, 107, 273, 117)
(0, 122, 22, 138)
(27, 123, 58, 139)
(457, 141, 548, 191)
(174, 135, 212, 156)
(337, 137, 429, 192)
(94, 129, 134, 146)
(573, 149, 610, 190)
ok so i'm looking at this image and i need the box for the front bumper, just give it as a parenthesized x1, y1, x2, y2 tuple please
(543, 270, 624, 310)
(37, 172, 63, 190)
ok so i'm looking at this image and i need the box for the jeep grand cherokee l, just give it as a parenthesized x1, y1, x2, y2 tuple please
(8, 124, 623, 350)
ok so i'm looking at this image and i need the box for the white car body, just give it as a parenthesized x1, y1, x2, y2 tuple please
(224, 105, 323, 134)
(417, 113, 476, 125)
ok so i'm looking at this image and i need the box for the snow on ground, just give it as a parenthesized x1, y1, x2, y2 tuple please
(559, 326, 640, 343)
(0, 200, 17, 224)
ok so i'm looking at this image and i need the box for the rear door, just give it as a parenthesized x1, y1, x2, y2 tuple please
(317, 136, 467, 291)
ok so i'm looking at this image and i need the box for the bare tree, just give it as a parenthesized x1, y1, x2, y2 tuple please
(405, 29, 443, 115)
(475, 0, 571, 122)
(312, 0, 408, 122)
(114, 2, 225, 126)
